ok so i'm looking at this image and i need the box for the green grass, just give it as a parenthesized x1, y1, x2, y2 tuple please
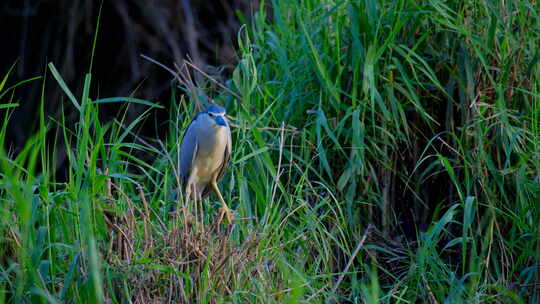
(1, 0, 539, 303)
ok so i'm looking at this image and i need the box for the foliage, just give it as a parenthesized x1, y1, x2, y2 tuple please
(0, 0, 539, 303)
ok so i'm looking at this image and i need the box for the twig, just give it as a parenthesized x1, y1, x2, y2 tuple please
(140, 54, 180, 82)
(305, 225, 372, 302)
(184, 60, 242, 101)
(141, 54, 204, 110)
(173, 61, 203, 111)
(331, 225, 372, 294)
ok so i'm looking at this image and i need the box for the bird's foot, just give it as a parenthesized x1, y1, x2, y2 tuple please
(216, 205, 234, 227)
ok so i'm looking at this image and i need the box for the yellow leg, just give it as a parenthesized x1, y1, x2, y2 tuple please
(212, 181, 233, 224)
(182, 181, 198, 226)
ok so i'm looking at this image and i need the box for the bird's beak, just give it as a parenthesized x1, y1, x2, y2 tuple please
(215, 116, 227, 126)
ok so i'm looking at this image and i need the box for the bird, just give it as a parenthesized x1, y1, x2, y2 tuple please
(179, 104, 233, 224)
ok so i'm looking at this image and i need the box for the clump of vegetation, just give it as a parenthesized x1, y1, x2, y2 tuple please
(1, 0, 539, 303)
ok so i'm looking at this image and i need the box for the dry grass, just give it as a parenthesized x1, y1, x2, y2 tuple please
(102, 184, 261, 303)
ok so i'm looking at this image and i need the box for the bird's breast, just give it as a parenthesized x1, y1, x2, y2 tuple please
(197, 126, 228, 155)
(192, 126, 228, 184)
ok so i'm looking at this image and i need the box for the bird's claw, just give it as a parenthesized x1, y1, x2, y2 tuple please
(224, 206, 234, 224)
(216, 205, 234, 227)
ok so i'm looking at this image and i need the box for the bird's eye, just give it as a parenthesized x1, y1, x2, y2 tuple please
(208, 113, 214, 117)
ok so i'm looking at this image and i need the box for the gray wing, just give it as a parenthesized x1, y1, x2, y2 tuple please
(201, 124, 232, 199)
(179, 118, 199, 184)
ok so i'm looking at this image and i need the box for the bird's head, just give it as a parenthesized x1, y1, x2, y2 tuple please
(203, 105, 228, 127)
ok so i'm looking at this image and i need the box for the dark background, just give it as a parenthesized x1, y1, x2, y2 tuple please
(1, 0, 257, 152)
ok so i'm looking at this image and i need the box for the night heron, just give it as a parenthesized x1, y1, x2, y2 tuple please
(179, 105, 233, 224)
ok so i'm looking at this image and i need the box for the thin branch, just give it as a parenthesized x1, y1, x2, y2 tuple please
(331, 225, 372, 294)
